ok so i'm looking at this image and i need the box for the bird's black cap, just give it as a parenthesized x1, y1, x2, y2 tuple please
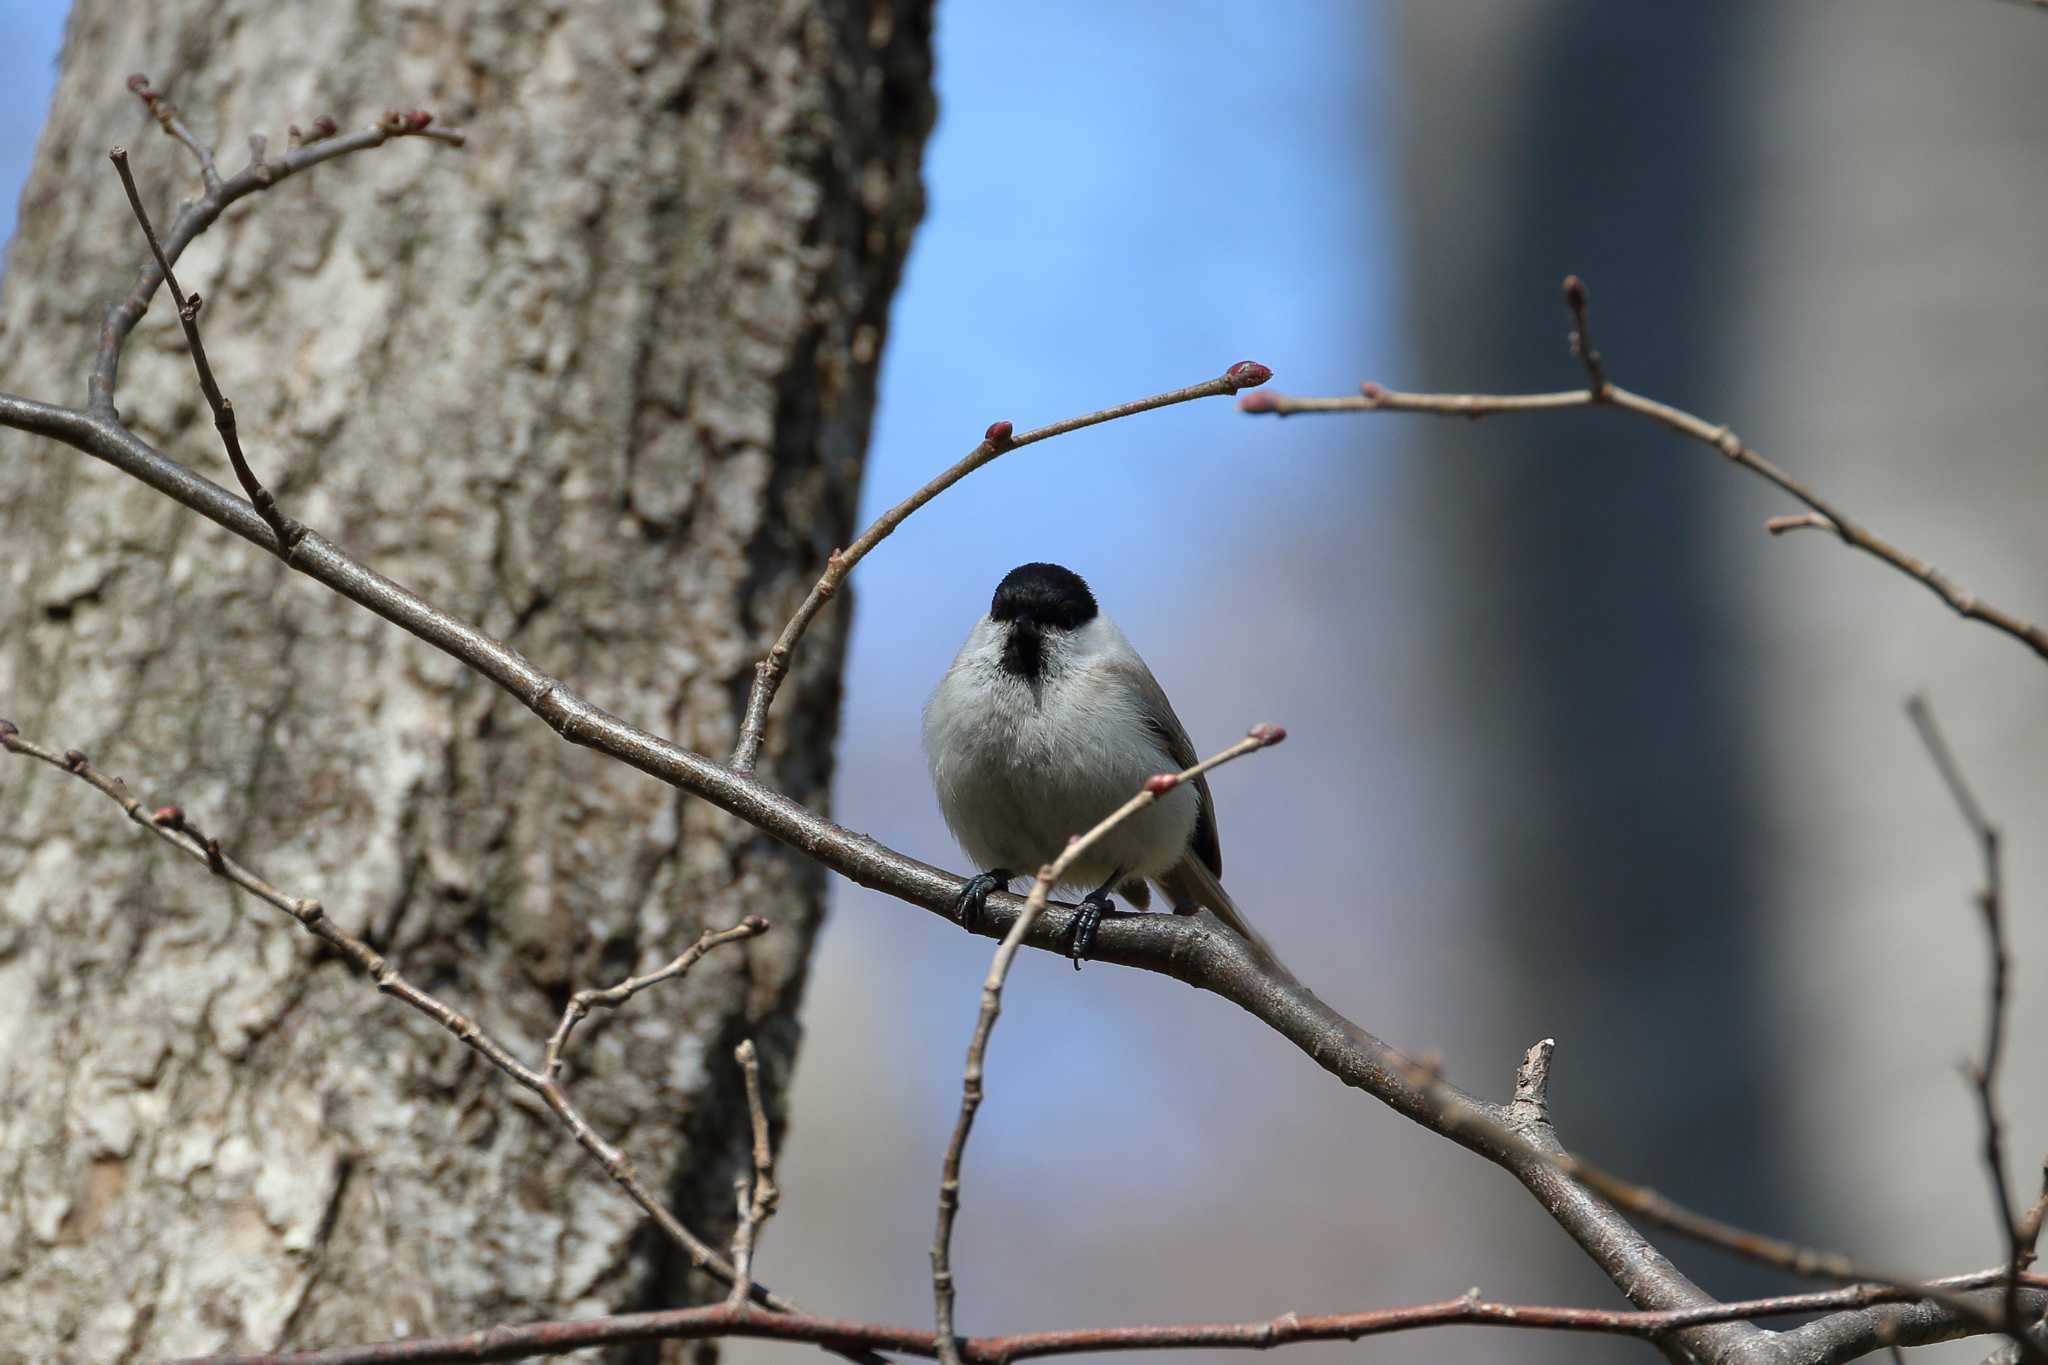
(989, 562, 1097, 631)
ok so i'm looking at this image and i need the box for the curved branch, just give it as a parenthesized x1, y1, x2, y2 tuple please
(161, 1272, 2048, 1365)
(931, 730, 1283, 1363)
(87, 104, 462, 416)
(1238, 278, 2048, 665)
(0, 407, 1906, 1357)
(0, 723, 794, 1318)
(727, 360, 1273, 773)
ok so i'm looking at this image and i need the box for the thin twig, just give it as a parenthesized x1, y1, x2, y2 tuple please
(127, 74, 221, 193)
(109, 145, 300, 553)
(542, 920, 771, 1080)
(1238, 277, 2048, 665)
(727, 1038, 780, 1309)
(161, 1268, 2048, 1365)
(726, 360, 1274, 773)
(930, 725, 1286, 1364)
(0, 722, 791, 1312)
(2024, 1165, 2048, 1268)
(1908, 693, 2024, 1339)
(736, 1038, 780, 1217)
(1425, 1035, 2045, 1360)
(1565, 274, 1608, 396)
(88, 100, 462, 419)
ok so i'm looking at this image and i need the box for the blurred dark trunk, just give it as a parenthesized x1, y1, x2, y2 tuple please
(1394, 0, 1791, 1316)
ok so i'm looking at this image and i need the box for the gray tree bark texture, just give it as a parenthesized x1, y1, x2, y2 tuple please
(0, 3, 932, 1361)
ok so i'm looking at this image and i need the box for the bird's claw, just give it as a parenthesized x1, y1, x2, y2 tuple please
(953, 868, 1011, 936)
(1068, 890, 1113, 969)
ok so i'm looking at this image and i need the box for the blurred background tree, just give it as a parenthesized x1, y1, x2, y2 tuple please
(1, 3, 2043, 1364)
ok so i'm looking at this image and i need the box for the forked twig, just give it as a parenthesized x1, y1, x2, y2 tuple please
(1240, 277, 2048, 665)
(0, 721, 790, 1313)
(108, 146, 299, 554)
(1907, 693, 2027, 1340)
(727, 1038, 781, 1308)
(543, 920, 771, 1079)
(929, 724, 1287, 1364)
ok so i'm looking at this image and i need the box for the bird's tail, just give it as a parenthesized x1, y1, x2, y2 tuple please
(1159, 858, 1292, 979)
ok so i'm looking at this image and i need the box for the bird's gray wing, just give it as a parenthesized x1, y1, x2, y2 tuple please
(1114, 654, 1222, 879)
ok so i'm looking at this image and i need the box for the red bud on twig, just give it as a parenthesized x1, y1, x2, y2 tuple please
(1224, 360, 1272, 390)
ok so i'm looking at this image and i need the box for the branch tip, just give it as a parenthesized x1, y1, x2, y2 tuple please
(1236, 389, 1276, 413)
(1249, 722, 1287, 747)
(1512, 1037, 1557, 1121)
(1225, 359, 1273, 390)
(0, 718, 16, 742)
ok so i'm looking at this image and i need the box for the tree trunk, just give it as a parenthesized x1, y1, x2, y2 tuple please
(0, 3, 932, 1360)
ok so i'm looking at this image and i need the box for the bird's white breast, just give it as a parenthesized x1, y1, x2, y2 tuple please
(922, 615, 1197, 890)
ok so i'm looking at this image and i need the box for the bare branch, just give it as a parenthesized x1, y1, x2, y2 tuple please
(1461, 1033, 2048, 1363)
(931, 726, 1285, 1364)
(1509, 1036, 1556, 1125)
(127, 73, 221, 193)
(1565, 273, 1608, 396)
(1783, 1284, 2048, 1365)
(0, 722, 791, 1313)
(0, 397, 1946, 1349)
(542, 920, 772, 1080)
(1239, 277, 2048, 665)
(1908, 693, 2025, 1340)
(727, 1038, 781, 1309)
(162, 1269, 2048, 1365)
(736, 1038, 780, 1219)
(108, 145, 299, 553)
(1766, 512, 1834, 536)
(1496, 1038, 1759, 1362)
(726, 360, 1274, 773)
(86, 103, 462, 419)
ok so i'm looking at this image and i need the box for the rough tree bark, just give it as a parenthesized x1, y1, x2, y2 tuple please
(0, 3, 932, 1360)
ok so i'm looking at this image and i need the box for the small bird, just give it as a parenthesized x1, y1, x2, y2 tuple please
(923, 562, 1278, 967)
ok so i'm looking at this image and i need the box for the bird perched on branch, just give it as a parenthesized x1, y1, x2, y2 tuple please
(923, 562, 1278, 967)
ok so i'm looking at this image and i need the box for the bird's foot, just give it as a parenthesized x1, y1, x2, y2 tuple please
(1067, 889, 1114, 970)
(953, 868, 1011, 936)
